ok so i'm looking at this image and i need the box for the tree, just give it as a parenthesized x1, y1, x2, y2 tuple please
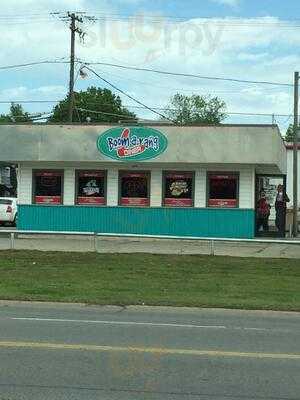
(166, 94, 227, 125)
(0, 103, 32, 123)
(284, 124, 299, 142)
(48, 87, 137, 123)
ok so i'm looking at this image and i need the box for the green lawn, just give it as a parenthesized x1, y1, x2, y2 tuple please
(0, 251, 299, 311)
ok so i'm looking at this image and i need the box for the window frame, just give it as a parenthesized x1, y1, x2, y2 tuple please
(206, 171, 239, 208)
(162, 171, 195, 207)
(32, 169, 64, 205)
(75, 170, 107, 206)
(119, 170, 151, 207)
(0, 199, 12, 205)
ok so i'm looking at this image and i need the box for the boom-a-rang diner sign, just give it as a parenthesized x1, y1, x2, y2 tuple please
(97, 126, 168, 161)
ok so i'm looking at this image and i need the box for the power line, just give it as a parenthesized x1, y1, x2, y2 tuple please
(90, 13, 300, 27)
(0, 100, 60, 104)
(0, 110, 52, 122)
(1, 11, 300, 25)
(0, 99, 292, 118)
(84, 61, 293, 87)
(1, 12, 300, 31)
(282, 114, 293, 124)
(0, 11, 78, 20)
(81, 65, 176, 124)
(76, 107, 137, 120)
(98, 68, 286, 95)
(227, 111, 291, 117)
(0, 59, 293, 88)
(0, 60, 70, 71)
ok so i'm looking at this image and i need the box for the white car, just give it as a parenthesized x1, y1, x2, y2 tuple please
(0, 197, 17, 226)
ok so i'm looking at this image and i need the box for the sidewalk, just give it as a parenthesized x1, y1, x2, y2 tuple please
(0, 234, 300, 259)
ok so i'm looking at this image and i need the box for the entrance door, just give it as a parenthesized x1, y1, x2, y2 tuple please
(255, 175, 287, 237)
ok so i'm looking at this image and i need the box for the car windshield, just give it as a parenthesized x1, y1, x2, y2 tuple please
(0, 199, 12, 205)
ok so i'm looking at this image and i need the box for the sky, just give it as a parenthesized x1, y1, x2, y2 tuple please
(0, 0, 300, 132)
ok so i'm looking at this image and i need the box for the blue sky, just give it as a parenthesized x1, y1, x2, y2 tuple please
(112, 0, 299, 20)
(0, 0, 299, 131)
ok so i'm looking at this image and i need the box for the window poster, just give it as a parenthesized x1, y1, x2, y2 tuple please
(208, 173, 238, 208)
(77, 171, 105, 205)
(120, 172, 150, 206)
(34, 170, 63, 205)
(164, 172, 193, 207)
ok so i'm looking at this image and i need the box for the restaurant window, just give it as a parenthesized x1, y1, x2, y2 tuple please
(76, 170, 106, 205)
(33, 170, 63, 205)
(163, 172, 194, 207)
(119, 171, 150, 206)
(208, 173, 239, 208)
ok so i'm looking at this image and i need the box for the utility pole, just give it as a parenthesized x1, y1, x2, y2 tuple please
(52, 12, 95, 122)
(272, 113, 275, 125)
(293, 71, 299, 237)
(67, 12, 84, 123)
(68, 13, 76, 123)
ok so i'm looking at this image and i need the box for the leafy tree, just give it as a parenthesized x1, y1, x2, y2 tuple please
(166, 94, 227, 125)
(0, 103, 32, 123)
(284, 124, 299, 142)
(48, 87, 137, 123)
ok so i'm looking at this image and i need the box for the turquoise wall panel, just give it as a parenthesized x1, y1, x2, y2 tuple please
(18, 205, 255, 238)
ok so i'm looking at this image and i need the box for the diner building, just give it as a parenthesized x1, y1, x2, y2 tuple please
(0, 123, 287, 238)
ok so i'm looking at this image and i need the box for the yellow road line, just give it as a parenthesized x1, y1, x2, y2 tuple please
(0, 341, 299, 360)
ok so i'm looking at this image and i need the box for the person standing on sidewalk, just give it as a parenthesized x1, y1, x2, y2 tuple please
(275, 184, 290, 237)
(257, 191, 271, 233)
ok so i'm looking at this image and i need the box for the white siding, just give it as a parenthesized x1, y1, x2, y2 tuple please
(150, 170, 162, 207)
(194, 167, 254, 209)
(194, 169, 206, 207)
(18, 165, 32, 204)
(17, 163, 256, 209)
(106, 168, 119, 206)
(239, 168, 255, 209)
(63, 168, 75, 205)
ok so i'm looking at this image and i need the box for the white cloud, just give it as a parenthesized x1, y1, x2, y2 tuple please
(0, 85, 67, 100)
(0, 2, 297, 132)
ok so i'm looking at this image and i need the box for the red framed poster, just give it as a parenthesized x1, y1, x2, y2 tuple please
(164, 198, 193, 207)
(208, 172, 238, 208)
(78, 171, 104, 178)
(35, 196, 62, 204)
(76, 170, 106, 206)
(35, 171, 62, 177)
(163, 171, 194, 207)
(77, 197, 106, 205)
(120, 197, 150, 206)
(209, 174, 237, 180)
(120, 171, 150, 207)
(208, 199, 238, 208)
(33, 170, 63, 205)
(121, 172, 147, 178)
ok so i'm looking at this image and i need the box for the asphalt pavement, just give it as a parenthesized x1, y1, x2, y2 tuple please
(0, 302, 299, 399)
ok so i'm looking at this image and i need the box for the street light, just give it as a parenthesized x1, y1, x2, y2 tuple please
(79, 68, 88, 79)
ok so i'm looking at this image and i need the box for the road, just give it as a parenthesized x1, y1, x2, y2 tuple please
(0, 303, 299, 399)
